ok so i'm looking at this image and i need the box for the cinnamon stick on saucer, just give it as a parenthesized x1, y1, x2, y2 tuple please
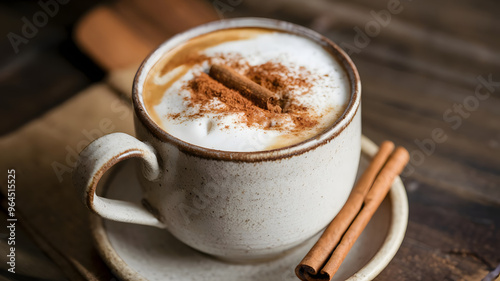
(296, 143, 410, 281)
(209, 64, 284, 113)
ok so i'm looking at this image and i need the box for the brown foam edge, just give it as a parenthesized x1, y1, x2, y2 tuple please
(132, 18, 361, 162)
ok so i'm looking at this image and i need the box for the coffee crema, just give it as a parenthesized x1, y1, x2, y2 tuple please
(143, 28, 349, 152)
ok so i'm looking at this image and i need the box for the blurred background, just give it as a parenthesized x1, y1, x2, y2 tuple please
(0, 0, 499, 280)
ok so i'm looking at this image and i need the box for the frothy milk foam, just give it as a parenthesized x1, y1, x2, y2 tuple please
(143, 28, 349, 152)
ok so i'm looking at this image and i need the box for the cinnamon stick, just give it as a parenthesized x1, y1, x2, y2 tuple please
(321, 147, 409, 279)
(296, 141, 395, 280)
(296, 145, 410, 281)
(209, 64, 283, 113)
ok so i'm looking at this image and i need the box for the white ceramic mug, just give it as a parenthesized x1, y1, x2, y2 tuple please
(73, 18, 361, 262)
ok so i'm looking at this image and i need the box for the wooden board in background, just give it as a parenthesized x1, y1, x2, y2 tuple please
(1, 0, 499, 280)
(1, 1, 219, 280)
(230, 0, 500, 279)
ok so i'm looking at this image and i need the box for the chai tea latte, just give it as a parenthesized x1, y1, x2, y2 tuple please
(143, 28, 349, 151)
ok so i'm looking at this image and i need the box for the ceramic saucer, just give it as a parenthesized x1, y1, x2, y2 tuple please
(90, 136, 408, 281)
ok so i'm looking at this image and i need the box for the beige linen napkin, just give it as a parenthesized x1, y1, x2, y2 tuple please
(0, 84, 134, 280)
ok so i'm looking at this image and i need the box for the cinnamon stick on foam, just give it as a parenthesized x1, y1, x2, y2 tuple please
(296, 143, 410, 281)
(209, 64, 284, 113)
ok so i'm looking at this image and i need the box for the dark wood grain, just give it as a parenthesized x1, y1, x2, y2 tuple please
(1, 0, 499, 280)
(234, 0, 500, 280)
(0, 1, 106, 280)
(0, 1, 104, 136)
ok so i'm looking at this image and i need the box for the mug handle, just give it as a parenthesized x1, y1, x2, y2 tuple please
(73, 132, 165, 228)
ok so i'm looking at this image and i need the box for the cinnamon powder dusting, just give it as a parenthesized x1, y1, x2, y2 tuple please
(172, 57, 320, 133)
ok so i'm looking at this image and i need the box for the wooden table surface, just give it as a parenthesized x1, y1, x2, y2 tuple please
(1, 0, 499, 280)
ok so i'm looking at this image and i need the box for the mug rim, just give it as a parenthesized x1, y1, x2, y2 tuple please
(132, 17, 361, 162)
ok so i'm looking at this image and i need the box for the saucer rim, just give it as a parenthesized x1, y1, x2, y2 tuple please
(89, 135, 408, 281)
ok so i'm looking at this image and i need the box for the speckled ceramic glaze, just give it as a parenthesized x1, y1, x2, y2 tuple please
(90, 136, 409, 281)
(74, 18, 362, 262)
